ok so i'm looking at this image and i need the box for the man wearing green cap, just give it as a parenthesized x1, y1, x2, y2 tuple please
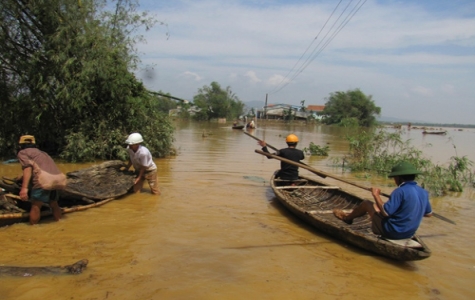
(334, 161, 432, 240)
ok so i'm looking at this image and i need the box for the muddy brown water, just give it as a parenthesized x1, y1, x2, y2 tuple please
(1, 121, 474, 300)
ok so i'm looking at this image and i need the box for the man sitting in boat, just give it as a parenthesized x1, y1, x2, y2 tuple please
(333, 161, 432, 240)
(258, 134, 305, 181)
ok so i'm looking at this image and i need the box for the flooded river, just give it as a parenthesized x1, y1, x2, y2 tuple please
(1, 121, 474, 300)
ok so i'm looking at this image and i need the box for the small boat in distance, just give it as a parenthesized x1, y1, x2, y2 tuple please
(422, 130, 447, 135)
(269, 171, 431, 261)
(232, 124, 244, 130)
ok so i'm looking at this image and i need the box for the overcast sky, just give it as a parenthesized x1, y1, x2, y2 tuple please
(134, 0, 475, 124)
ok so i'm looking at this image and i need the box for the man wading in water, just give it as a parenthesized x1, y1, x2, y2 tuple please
(124, 133, 161, 195)
(16, 135, 66, 225)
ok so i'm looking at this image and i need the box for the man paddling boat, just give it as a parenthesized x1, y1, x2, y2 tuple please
(258, 134, 305, 181)
(334, 161, 432, 240)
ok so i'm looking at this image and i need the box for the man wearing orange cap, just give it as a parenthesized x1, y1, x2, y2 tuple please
(17, 135, 65, 224)
(258, 134, 305, 180)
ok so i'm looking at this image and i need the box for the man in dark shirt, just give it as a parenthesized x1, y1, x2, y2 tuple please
(258, 134, 305, 180)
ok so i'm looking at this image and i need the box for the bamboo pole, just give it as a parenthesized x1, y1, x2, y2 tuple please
(0, 198, 115, 220)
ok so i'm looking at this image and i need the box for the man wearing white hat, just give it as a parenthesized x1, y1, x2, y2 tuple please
(124, 133, 161, 195)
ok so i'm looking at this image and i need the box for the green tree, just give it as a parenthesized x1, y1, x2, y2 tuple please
(149, 91, 180, 114)
(283, 106, 295, 121)
(300, 100, 306, 112)
(192, 82, 244, 121)
(322, 89, 381, 127)
(0, 0, 174, 161)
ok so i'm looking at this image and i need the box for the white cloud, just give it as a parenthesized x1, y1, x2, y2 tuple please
(411, 86, 433, 97)
(266, 74, 291, 87)
(180, 71, 203, 82)
(244, 71, 262, 84)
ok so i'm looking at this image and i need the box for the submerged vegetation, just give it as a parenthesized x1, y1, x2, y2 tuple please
(334, 127, 474, 196)
(303, 142, 330, 156)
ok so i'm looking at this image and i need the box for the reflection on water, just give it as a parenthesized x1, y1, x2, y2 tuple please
(0, 121, 474, 299)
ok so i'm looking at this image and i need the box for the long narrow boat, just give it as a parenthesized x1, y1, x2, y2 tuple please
(422, 130, 447, 135)
(270, 171, 431, 261)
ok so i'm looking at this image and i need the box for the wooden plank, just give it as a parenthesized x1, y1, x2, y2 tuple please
(274, 179, 308, 183)
(307, 209, 353, 214)
(275, 186, 340, 190)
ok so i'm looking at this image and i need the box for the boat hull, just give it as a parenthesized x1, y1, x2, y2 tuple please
(422, 131, 446, 135)
(0, 161, 134, 227)
(270, 172, 431, 261)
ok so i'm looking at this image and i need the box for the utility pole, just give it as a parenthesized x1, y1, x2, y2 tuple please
(264, 93, 268, 119)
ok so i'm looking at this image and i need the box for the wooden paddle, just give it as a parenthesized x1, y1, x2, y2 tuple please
(255, 149, 326, 178)
(255, 149, 456, 225)
(244, 132, 312, 168)
(244, 132, 278, 151)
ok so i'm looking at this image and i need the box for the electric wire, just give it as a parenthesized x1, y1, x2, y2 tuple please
(296, 0, 367, 78)
(268, 0, 367, 95)
(267, 0, 344, 94)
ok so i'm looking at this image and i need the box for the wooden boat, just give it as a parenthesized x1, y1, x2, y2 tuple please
(232, 125, 244, 130)
(270, 171, 431, 261)
(0, 160, 135, 227)
(422, 130, 447, 135)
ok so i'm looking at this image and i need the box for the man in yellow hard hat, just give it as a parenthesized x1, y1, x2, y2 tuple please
(258, 134, 304, 180)
(16, 135, 66, 225)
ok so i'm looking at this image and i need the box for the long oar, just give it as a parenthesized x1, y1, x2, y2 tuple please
(255, 149, 326, 178)
(255, 149, 456, 225)
(244, 131, 278, 151)
(244, 132, 312, 167)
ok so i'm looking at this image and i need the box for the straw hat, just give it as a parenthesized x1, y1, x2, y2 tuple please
(19, 135, 35, 144)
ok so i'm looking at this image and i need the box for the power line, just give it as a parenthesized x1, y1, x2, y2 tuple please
(295, 0, 367, 76)
(267, 0, 344, 94)
(268, 0, 367, 95)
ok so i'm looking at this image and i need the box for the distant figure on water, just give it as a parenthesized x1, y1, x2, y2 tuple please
(258, 134, 304, 181)
(124, 133, 161, 195)
(333, 161, 432, 240)
(246, 120, 255, 129)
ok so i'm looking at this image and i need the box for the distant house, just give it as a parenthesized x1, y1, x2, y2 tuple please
(169, 105, 201, 116)
(306, 105, 326, 120)
(307, 105, 325, 113)
(263, 104, 293, 119)
(258, 104, 325, 120)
